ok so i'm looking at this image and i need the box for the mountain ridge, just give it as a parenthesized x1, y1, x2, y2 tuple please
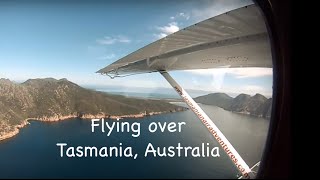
(194, 92, 272, 118)
(0, 78, 187, 140)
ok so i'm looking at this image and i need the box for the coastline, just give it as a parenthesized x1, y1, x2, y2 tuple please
(230, 110, 270, 119)
(0, 120, 29, 141)
(190, 102, 270, 119)
(0, 108, 186, 142)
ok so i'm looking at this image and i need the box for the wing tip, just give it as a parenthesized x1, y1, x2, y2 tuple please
(96, 69, 104, 74)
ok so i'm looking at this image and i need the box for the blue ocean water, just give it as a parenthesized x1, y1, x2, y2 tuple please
(0, 104, 269, 178)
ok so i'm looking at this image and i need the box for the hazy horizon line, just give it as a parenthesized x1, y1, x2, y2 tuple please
(1, 77, 272, 98)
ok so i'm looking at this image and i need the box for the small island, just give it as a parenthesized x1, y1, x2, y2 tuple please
(0, 78, 187, 141)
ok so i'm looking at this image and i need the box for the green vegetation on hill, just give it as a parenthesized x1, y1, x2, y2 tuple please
(0, 78, 186, 137)
(194, 93, 233, 109)
(194, 93, 272, 118)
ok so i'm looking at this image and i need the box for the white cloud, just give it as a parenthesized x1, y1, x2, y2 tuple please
(242, 85, 265, 92)
(170, 12, 190, 21)
(98, 53, 116, 60)
(237, 85, 272, 97)
(219, 85, 272, 97)
(180, 78, 271, 97)
(154, 22, 180, 39)
(157, 22, 179, 34)
(96, 36, 115, 45)
(227, 68, 272, 78)
(178, 12, 190, 20)
(181, 67, 272, 97)
(185, 68, 272, 79)
(117, 35, 131, 43)
(96, 35, 131, 45)
(154, 33, 167, 39)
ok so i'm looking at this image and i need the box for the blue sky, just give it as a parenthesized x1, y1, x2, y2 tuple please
(0, 0, 273, 97)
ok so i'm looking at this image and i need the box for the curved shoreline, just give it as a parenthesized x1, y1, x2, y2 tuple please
(0, 109, 185, 142)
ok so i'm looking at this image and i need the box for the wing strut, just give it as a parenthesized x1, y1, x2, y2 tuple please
(159, 70, 255, 179)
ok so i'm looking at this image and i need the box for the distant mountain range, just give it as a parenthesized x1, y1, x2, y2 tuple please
(0, 78, 186, 139)
(88, 85, 211, 98)
(194, 93, 272, 118)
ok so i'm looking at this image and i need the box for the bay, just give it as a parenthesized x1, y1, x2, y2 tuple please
(0, 104, 269, 179)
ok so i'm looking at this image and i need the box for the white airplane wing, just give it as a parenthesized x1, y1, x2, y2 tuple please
(97, 4, 271, 179)
(97, 4, 271, 77)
